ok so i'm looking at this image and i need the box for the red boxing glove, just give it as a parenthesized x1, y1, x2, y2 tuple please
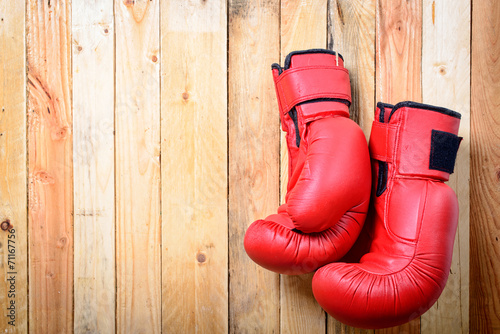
(243, 49, 371, 275)
(312, 101, 462, 329)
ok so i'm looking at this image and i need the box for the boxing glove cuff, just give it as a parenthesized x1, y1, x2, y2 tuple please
(369, 101, 462, 182)
(273, 66, 351, 115)
(272, 49, 351, 133)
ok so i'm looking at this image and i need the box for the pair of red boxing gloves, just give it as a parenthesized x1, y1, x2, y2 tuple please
(244, 49, 462, 329)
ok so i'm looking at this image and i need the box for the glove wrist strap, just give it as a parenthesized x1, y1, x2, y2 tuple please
(370, 102, 462, 183)
(274, 66, 351, 116)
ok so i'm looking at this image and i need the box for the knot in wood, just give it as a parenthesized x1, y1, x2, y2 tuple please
(196, 252, 206, 263)
(1, 220, 11, 231)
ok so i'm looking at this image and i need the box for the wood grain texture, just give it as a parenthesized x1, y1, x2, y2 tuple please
(280, 1, 328, 333)
(27, 0, 73, 332)
(72, 1, 115, 333)
(161, 1, 228, 332)
(228, 0, 280, 333)
(328, 0, 375, 136)
(375, 0, 422, 332)
(0, 1, 27, 332)
(376, 0, 422, 104)
(421, 1, 470, 333)
(281, 272, 327, 334)
(470, 0, 500, 332)
(376, 322, 420, 334)
(115, 0, 161, 333)
(328, 323, 373, 334)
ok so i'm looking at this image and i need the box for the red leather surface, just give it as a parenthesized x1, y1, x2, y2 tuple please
(312, 102, 461, 329)
(244, 50, 371, 275)
(274, 66, 351, 114)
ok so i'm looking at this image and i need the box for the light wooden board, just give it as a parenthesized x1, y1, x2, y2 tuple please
(375, 0, 422, 333)
(161, 1, 228, 332)
(26, 0, 73, 332)
(280, 1, 328, 333)
(421, 1, 470, 333)
(228, 0, 281, 332)
(470, 0, 500, 332)
(328, 0, 376, 137)
(72, 1, 115, 333)
(115, 0, 161, 333)
(0, 1, 27, 332)
(376, 0, 422, 105)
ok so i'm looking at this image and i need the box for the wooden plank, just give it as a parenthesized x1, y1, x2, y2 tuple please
(72, 1, 115, 333)
(375, 0, 422, 105)
(115, 0, 161, 333)
(328, 323, 373, 334)
(227, 0, 280, 333)
(376, 323, 420, 334)
(161, 1, 228, 332)
(326, 1, 375, 333)
(26, 0, 73, 332)
(281, 273, 327, 334)
(327, 0, 376, 137)
(280, 1, 328, 333)
(0, 1, 27, 332)
(470, 0, 500, 332)
(421, 1, 470, 333)
(375, 0, 422, 333)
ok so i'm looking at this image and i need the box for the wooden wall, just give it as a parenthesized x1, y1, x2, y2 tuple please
(0, 0, 497, 333)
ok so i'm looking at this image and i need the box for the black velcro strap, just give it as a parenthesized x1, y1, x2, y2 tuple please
(429, 129, 462, 174)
